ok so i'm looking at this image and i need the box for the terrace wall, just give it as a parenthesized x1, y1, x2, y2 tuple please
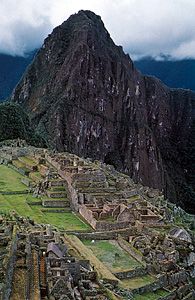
(76, 228, 139, 240)
(114, 267, 147, 280)
(95, 220, 131, 231)
(117, 235, 144, 264)
(2, 226, 18, 300)
(79, 205, 97, 229)
(42, 200, 68, 208)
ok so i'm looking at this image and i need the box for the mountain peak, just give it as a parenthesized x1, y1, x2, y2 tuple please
(74, 10, 102, 21)
(37, 9, 115, 69)
(65, 10, 104, 28)
(49, 9, 112, 50)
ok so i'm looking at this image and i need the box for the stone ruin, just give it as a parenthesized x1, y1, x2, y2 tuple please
(45, 151, 165, 231)
(0, 144, 195, 299)
(79, 200, 162, 231)
(0, 214, 108, 300)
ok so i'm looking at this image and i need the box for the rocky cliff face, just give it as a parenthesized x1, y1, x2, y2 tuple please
(11, 10, 195, 212)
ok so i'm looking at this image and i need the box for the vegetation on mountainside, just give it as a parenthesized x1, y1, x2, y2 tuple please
(0, 102, 46, 147)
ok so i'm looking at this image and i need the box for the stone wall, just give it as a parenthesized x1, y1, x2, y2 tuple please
(46, 191, 66, 199)
(134, 284, 194, 300)
(76, 228, 138, 240)
(49, 180, 64, 187)
(25, 237, 32, 300)
(168, 270, 189, 286)
(2, 226, 18, 300)
(133, 272, 191, 296)
(117, 235, 144, 264)
(0, 190, 28, 195)
(58, 169, 79, 211)
(95, 220, 131, 232)
(114, 267, 147, 280)
(140, 214, 161, 224)
(79, 204, 132, 231)
(132, 278, 162, 295)
(10, 163, 29, 176)
(79, 205, 97, 229)
(38, 164, 49, 176)
(42, 200, 68, 208)
(0, 152, 13, 163)
(21, 177, 33, 187)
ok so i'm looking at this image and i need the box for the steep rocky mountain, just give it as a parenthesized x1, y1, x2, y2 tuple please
(2, 53, 194, 103)
(0, 52, 35, 101)
(11, 10, 195, 212)
(135, 57, 195, 91)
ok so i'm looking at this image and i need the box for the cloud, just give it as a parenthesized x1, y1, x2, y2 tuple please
(171, 40, 195, 59)
(0, 0, 195, 59)
(0, 0, 53, 56)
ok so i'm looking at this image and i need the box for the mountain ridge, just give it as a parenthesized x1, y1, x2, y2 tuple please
(135, 57, 195, 91)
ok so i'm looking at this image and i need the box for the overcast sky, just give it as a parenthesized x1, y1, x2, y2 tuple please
(0, 0, 195, 60)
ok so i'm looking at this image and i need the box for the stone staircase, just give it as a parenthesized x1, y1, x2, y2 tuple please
(39, 163, 70, 211)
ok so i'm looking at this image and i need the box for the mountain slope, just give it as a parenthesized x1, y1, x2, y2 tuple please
(135, 58, 195, 91)
(11, 10, 195, 212)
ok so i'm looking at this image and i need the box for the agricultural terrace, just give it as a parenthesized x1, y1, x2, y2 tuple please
(0, 164, 89, 231)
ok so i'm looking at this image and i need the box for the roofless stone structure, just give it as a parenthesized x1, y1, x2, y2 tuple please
(0, 142, 195, 299)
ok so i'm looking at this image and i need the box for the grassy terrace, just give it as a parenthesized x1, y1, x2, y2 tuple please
(0, 165, 29, 192)
(0, 165, 90, 231)
(29, 171, 43, 182)
(18, 156, 37, 167)
(133, 289, 170, 300)
(121, 275, 156, 290)
(83, 239, 141, 272)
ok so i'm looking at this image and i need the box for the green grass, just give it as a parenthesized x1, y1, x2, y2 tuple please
(29, 171, 42, 180)
(126, 195, 141, 203)
(0, 193, 89, 231)
(19, 156, 37, 167)
(12, 160, 26, 169)
(0, 165, 28, 191)
(0, 165, 90, 231)
(41, 207, 70, 212)
(133, 289, 170, 300)
(83, 240, 141, 272)
(43, 212, 89, 230)
(65, 235, 118, 283)
(121, 275, 156, 290)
